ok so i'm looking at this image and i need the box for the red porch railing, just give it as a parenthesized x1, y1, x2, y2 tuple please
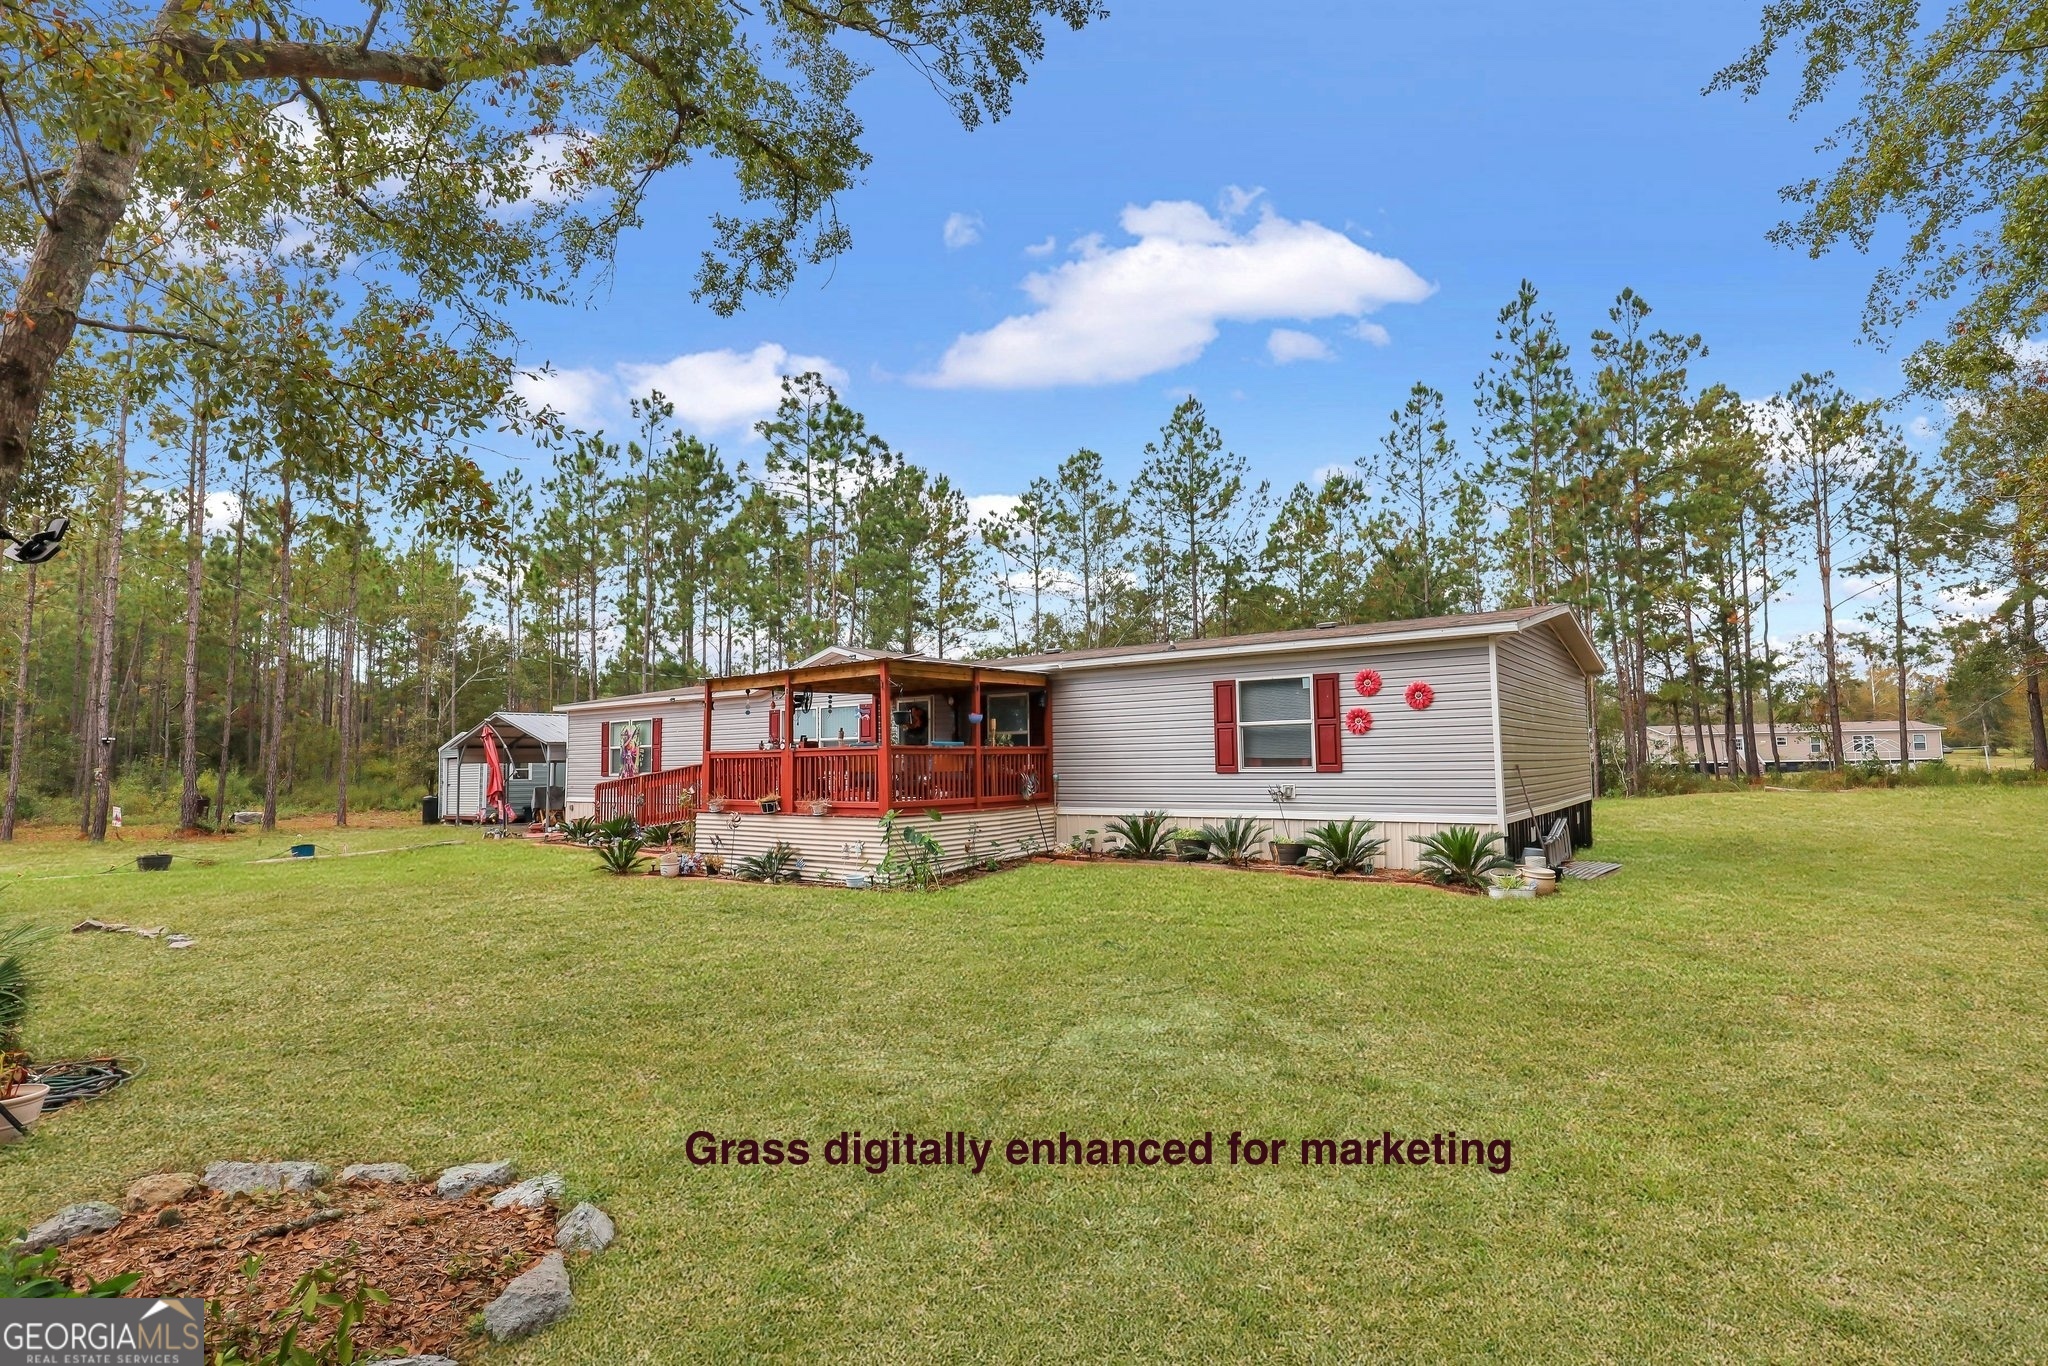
(794, 749, 881, 808)
(704, 746, 1051, 813)
(706, 753, 782, 804)
(981, 746, 1051, 803)
(594, 763, 701, 825)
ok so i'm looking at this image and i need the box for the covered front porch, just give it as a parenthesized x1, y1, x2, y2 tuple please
(701, 654, 1053, 818)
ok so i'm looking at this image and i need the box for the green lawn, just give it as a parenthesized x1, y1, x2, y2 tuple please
(1, 790, 2044, 1362)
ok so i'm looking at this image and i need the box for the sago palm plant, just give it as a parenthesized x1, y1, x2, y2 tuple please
(1200, 816, 1271, 867)
(1412, 826, 1514, 888)
(1302, 819, 1385, 874)
(1105, 811, 1173, 859)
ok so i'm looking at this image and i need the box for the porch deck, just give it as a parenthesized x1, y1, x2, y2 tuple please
(592, 745, 1051, 823)
(703, 744, 1050, 816)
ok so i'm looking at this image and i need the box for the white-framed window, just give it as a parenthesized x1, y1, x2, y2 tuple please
(1912, 734, 1928, 752)
(1809, 739, 1823, 756)
(606, 719, 653, 776)
(1851, 734, 1876, 756)
(511, 761, 536, 782)
(986, 691, 1032, 747)
(1237, 674, 1315, 769)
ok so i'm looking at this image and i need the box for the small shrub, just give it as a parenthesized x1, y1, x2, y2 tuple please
(1106, 811, 1172, 859)
(641, 821, 686, 849)
(1303, 818, 1385, 874)
(596, 815, 638, 844)
(736, 842, 804, 884)
(1412, 826, 1514, 888)
(1200, 816, 1270, 866)
(561, 816, 598, 845)
(596, 836, 648, 875)
(0, 1239, 138, 1297)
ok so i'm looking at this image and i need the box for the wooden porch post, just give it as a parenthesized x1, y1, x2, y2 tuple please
(700, 679, 713, 804)
(781, 671, 796, 810)
(970, 667, 984, 810)
(877, 659, 893, 812)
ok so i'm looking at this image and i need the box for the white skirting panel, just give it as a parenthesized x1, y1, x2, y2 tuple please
(1051, 810, 1505, 872)
(697, 806, 1054, 885)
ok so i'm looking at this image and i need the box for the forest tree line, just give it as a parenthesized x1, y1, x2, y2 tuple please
(3, 279, 2043, 838)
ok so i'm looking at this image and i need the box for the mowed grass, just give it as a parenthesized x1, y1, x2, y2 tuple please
(0, 789, 2044, 1362)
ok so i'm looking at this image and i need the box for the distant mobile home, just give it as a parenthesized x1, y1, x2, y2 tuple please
(555, 606, 1603, 873)
(1646, 720, 1946, 774)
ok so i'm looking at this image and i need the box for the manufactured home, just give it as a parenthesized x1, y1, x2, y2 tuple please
(1647, 719, 1945, 774)
(554, 605, 1602, 875)
(436, 712, 568, 822)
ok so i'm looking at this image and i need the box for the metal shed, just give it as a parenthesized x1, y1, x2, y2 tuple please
(436, 712, 569, 822)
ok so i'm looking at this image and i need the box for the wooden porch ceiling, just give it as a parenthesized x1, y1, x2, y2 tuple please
(708, 657, 1049, 694)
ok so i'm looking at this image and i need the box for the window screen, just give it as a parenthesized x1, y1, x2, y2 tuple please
(1238, 677, 1313, 768)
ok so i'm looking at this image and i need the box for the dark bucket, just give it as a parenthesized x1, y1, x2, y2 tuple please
(288, 843, 316, 859)
(136, 853, 172, 872)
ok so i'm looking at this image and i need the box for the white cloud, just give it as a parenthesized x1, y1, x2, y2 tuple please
(1024, 235, 1057, 258)
(1267, 328, 1333, 364)
(1220, 184, 1265, 217)
(943, 211, 984, 250)
(916, 197, 1431, 389)
(967, 493, 1020, 525)
(203, 491, 242, 536)
(516, 344, 844, 437)
(1311, 463, 1349, 484)
(1351, 320, 1392, 347)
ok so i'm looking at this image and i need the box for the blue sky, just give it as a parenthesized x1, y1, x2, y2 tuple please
(504, 0, 1941, 637)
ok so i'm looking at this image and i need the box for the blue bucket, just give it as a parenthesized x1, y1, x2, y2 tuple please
(288, 843, 315, 859)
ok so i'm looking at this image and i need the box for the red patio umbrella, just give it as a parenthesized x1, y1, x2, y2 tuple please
(480, 724, 513, 824)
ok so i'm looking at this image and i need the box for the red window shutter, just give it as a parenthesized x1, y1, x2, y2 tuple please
(1213, 680, 1239, 773)
(858, 702, 876, 742)
(650, 717, 663, 772)
(1313, 672, 1342, 772)
(768, 706, 781, 745)
(600, 721, 611, 777)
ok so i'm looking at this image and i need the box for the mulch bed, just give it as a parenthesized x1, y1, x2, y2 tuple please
(59, 1183, 557, 1361)
(1036, 853, 1487, 893)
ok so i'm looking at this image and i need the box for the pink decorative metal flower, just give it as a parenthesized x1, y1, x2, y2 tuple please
(1353, 668, 1382, 698)
(1405, 680, 1435, 711)
(1345, 707, 1373, 736)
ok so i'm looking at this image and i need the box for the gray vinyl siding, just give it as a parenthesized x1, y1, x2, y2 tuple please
(1496, 623, 1595, 820)
(1048, 641, 1501, 823)
(563, 696, 772, 809)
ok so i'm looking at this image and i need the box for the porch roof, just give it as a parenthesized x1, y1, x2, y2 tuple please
(706, 654, 1048, 695)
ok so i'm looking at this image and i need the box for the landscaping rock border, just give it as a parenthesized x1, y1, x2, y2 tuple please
(24, 1158, 615, 1357)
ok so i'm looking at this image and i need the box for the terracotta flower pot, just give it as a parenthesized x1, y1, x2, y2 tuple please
(0, 1082, 50, 1143)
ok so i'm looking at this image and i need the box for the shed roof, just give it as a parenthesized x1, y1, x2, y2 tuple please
(439, 711, 568, 757)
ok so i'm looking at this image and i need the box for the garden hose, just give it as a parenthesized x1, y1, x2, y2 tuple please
(25, 1057, 138, 1110)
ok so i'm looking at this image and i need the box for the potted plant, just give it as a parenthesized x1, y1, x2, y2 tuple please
(758, 792, 782, 815)
(0, 928, 49, 1143)
(1172, 828, 1211, 862)
(1266, 784, 1305, 865)
(703, 854, 725, 876)
(704, 796, 726, 814)
(1486, 871, 1536, 901)
(808, 798, 832, 817)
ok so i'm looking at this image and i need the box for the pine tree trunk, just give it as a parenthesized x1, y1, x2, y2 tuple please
(2023, 593, 2047, 771)
(84, 343, 134, 841)
(178, 387, 207, 829)
(262, 473, 294, 831)
(2, 565, 39, 839)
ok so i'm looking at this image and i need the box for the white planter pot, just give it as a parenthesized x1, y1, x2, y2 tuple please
(0, 1082, 50, 1143)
